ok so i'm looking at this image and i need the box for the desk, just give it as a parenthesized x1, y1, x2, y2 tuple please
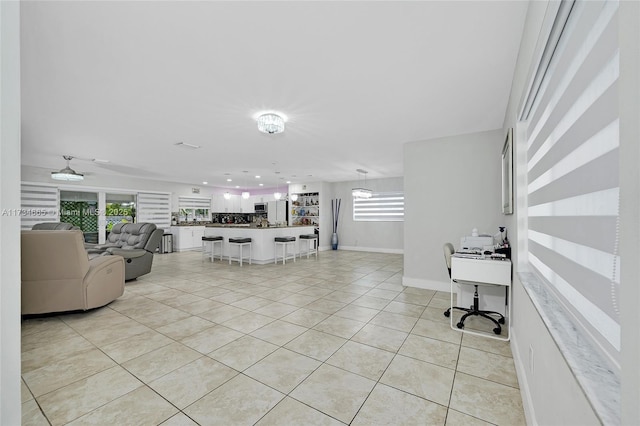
(450, 256, 512, 341)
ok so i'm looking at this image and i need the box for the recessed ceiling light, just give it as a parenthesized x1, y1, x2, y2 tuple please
(255, 175, 261, 179)
(235, 185, 239, 188)
(286, 181, 291, 184)
(259, 183, 264, 186)
(174, 142, 201, 149)
(202, 181, 208, 185)
(226, 178, 232, 182)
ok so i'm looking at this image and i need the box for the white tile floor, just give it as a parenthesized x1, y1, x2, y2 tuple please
(21, 250, 525, 425)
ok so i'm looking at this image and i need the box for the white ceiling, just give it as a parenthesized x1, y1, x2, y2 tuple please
(20, 1, 528, 190)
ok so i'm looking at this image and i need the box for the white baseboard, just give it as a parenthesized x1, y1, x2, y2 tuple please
(402, 276, 450, 292)
(511, 332, 537, 426)
(337, 246, 404, 254)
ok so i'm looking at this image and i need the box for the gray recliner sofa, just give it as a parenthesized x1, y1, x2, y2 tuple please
(87, 223, 163, 281)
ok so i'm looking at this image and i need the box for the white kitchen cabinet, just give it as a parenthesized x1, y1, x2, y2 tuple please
(267, 200, 287, 224)
(213, 194, 242, 213)
(170, 226, 205, 251)
(241, 197, 254, 213)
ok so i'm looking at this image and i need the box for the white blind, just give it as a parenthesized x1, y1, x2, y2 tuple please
(178, 196, 212, 210)
(525, 0, 620, 363)
(353, 192, 404, 222)
(20, 183, 59, 230)
(138, 192, 171, 229)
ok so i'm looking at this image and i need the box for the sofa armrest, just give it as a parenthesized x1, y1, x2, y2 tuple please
(85, 254, 125, 283)
(106, 248, 147, 259)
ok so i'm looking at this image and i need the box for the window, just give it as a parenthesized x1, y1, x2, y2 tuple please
(522, 0, 619, 368)
(138, 192, 171, 229)
(178, 196, 211, 222)
(353, 192, 404, 222)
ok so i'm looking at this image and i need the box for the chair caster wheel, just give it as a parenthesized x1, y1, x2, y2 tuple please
(498, 317, 505, 324)
(444, 311, 450, 318)
(493, 328, 502, 335)
(456, 322, 464, 329)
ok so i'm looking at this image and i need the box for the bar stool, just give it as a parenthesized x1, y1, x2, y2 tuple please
(274, 236, 296, 264)
(228, 237, 252, 266)
(201, 236, 223, 262)
(299, 234, 319, 259)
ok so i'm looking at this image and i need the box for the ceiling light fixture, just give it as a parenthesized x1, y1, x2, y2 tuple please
(202, 181, 208, 185)
(290, 194, 298, 202)
(174, 142, 201, 149)
(223, 192, 231, 200)
(51, 155, 84, 181)
(352, 169, 373, 199)
(257, 113, 285, 134)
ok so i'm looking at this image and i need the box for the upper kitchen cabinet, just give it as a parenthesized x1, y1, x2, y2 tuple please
(240, 197, 254, 213)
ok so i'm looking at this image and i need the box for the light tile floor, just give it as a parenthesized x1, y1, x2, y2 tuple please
(21, 250, 525, 425)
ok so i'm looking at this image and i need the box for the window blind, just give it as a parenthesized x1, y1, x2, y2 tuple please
(138, 192, 171, 229)
(524, 0, 620, 364)
(178, 196, 212, 210)
(20, 184, 59, 230)
(353, 192, 404, 222)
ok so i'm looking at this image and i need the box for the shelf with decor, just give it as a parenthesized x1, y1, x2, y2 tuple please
(290, 192, 319, 228)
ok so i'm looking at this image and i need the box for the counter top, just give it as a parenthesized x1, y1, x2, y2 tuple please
(205, 224, 307, 229)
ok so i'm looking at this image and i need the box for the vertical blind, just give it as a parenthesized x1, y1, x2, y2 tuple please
(137, 192, 171, 229)
(20, 184, 59, 230)
(525, 0, 620, 364)
(353, 192, 404, 222)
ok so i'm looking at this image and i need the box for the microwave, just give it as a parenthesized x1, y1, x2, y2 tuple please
(254, 203, 267, 214)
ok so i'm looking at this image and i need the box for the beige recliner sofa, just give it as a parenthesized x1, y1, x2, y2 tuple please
(21, 230, 125, 315)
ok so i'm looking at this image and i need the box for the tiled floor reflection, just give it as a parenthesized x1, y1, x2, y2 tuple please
(21, 250, 525, 425)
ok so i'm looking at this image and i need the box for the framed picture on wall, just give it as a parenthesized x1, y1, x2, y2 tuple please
(502, 128, 514, 215)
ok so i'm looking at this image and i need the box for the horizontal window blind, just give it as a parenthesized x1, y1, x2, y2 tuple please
(353, 192, 404, 222)
(138, 192, 171, 229)
(178, 196, 212, 210)
(525, 0, 620, 364)
(19, 184, 59, 230)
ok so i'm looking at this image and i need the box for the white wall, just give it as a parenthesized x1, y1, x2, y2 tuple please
(23, 165, 214, 211)
(0, 1, 22, 423)
(403, 129, 504, 291)
(619, 1, 640, 423)
(327, 177, 404, 253)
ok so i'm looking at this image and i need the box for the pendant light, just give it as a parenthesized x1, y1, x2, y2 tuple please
(352, 169, 372, 199)
(242, 171, 250, 199)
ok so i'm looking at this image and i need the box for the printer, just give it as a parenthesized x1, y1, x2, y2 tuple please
(459, 235, 494, 252)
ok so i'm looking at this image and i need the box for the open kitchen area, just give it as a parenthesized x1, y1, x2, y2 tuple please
(169, 192, 321, 263)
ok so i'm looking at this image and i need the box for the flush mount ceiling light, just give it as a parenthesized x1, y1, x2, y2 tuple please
(352, 169, 372, 199)
(257, 113, 285, 134)
(51, 155, 84, 181)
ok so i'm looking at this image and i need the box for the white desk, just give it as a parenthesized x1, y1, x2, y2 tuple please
(450, 256, 512, 341)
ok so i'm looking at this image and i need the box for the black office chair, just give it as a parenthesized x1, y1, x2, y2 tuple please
(442, 242, 505, 335)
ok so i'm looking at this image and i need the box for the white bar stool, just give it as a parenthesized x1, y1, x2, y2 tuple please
(201, 236, 223, 262)
(274, 236, 296, 264)
(299, 234, 318, 259)
(228, 237, 252, 266)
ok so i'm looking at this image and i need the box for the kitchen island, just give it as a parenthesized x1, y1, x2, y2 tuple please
(204, 225, 316, 264)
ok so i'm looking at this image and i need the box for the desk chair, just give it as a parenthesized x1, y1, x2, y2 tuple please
(442, 242, 505, 335)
